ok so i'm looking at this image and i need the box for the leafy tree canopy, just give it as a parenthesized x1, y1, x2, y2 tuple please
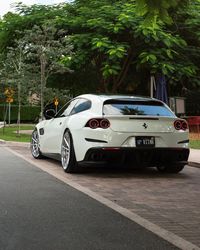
(0, 0, 199, 97)
(135, 0, 189, 23)
(57, 0, 198, 93)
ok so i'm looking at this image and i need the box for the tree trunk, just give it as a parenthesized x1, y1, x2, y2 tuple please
(40, 54, 46, 120)
(17, 81, 21, 136)
(94, 54, 111, 93)
(112, 48, 134, 93)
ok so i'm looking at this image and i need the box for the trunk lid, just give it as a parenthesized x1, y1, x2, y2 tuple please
(105, 116, 176, 133)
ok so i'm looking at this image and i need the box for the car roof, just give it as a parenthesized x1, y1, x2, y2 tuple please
(77, 94, 158, 102)
(72, 94, 169, 116)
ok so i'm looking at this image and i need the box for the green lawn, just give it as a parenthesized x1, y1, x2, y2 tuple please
(190, 139, 200, 149)
(0, 125, 35, 142)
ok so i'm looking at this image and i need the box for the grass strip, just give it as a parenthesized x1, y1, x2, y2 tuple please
(190, 139, 200, 149)
(0, 125, 35, 142)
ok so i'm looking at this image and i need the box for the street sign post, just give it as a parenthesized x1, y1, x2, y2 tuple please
(4, 88, 14, 126)
(54, 97, 59, 113)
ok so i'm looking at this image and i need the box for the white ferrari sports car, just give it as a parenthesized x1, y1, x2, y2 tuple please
(31, 94, 189, 173)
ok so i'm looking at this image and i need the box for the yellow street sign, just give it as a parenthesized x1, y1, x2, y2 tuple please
(6, 97, 14, 103)
(4, 88, 14, 98)
(54, 98, 59, 106)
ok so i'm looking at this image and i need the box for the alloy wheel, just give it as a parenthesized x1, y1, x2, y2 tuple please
(61, 132, 71, 170)
(31, 130, 41, 158)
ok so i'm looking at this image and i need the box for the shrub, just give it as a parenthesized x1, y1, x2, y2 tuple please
(0, 104, 40, 123)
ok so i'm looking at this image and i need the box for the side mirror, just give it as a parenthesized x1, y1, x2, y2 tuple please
(44, 109, 56, 120)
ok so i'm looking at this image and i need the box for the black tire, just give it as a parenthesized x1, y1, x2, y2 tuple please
(157, 165, 185, 173)
(61, 130, 78, 173)
(31, 129, 43, 159)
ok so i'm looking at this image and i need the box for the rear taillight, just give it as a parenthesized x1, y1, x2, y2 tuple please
(100, 119, 110, 129)
(174, 120, 188, 131)
(86, 118, 110, 129)
(88, 119, 99, 129)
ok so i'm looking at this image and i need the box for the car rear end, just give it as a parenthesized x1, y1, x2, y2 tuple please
(77, 97, 189, 169)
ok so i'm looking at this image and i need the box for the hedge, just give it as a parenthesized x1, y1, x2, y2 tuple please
(0, 104, 40, 123)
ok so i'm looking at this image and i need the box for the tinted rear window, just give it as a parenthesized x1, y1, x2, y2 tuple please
(103, 100, 175, 117)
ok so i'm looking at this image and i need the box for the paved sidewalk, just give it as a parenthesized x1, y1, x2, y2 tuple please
(0, 122, 5, 128)
(188, 149, 200, 168)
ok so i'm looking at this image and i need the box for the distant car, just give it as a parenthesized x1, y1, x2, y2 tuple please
(31, 94, 189, 173)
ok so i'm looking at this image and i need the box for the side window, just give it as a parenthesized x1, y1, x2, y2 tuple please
(70, 99, 91, 115)
(55, 99, 78, 118)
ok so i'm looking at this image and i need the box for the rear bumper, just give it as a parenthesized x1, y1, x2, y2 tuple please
(80, 147, 190, 167)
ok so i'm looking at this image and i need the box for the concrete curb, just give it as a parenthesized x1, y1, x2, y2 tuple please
(0, 140, 30, 147)
(0, 139, 6, 145)
(188, 162, 200, 168)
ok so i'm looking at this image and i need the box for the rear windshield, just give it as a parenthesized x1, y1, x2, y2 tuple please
(103, 100, 175, 117)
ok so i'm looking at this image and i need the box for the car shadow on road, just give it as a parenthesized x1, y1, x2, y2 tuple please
(76, 165, 189, 179)
(43, 156, 189, 180)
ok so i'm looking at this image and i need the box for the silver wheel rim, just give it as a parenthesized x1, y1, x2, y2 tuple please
(31, 130, 40, 158)
(61, 132, 70, 170)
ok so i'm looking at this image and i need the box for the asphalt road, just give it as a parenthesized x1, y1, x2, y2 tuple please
(0, 147, 179, 250)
